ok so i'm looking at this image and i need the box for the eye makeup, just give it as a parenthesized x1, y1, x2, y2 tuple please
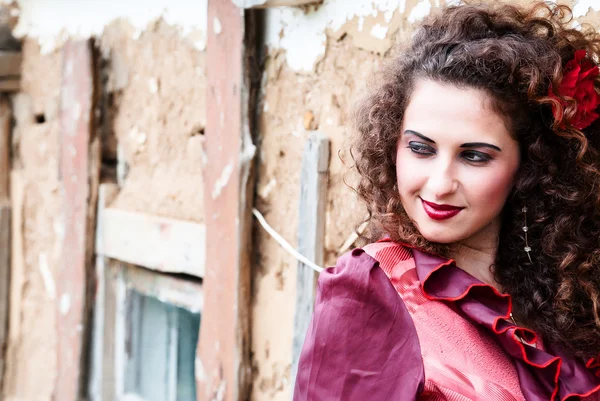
(403, 130, 502, 152)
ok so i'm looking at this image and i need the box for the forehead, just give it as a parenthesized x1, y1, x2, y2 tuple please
(402, 78, 513, 144)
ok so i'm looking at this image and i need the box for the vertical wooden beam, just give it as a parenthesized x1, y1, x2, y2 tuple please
(0, 96, 11, 396)
(0, 96, 9, 197)
(55, 39, 95, 401)
(198, 1, 254, 400)
(88, 183, 118, 401)
(290, 134, 329, 395)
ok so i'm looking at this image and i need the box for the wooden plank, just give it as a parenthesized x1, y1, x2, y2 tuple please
(290, 133, 329, 396)
(8, 171, 23, 350)
(197, 1, 254, 400)
(0, 204, 9, 390)
(0, 51, 20, 77)
(0, 78, 19, 92)
(88, 184, 118, 401)
(0, 95, 9, 199)
(96, 208, 206, 278)
(55, 39, 95, 401)
(113, 260, 127, 401)
(122, 263, 203, 313)
(0, 95, 10, 397)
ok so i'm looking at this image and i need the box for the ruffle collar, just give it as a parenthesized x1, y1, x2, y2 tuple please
(410, 247, 600, 401)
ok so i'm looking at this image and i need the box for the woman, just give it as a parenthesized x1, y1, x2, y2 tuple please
(294, 2, 600, 401)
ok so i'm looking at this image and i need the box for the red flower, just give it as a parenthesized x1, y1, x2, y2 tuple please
(549, 50, 600, 130)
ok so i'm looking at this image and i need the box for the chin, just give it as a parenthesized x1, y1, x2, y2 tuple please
(418, 225, 465, 244)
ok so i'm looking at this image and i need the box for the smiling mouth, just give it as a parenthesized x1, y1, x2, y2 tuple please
(421, 198, 464, 221)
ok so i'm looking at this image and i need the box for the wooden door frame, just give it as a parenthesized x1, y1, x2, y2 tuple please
(197, 1, 256, 400)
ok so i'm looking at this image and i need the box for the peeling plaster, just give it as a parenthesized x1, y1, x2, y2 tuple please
(38, 253, 56, 300)
(7, 0, 208, 53)
(370, 23, 389, 39)
(148, 77, 159, 94)
(60, 293, 71, 315)
(573, 0, 600, 18)
(265, 0, 407, 71)
(195, 356, 206, 381)
(264, 0, 463, 71)
(407, 0, 432, 23)
(213, 17, 222, 35)
(211, 163, 234, 199)
(231, 0, 267, 7)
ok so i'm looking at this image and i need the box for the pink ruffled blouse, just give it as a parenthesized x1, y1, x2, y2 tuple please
(293, 240, 600, 401)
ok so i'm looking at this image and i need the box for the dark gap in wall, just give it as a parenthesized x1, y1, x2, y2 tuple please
(34, 114, 45, 124)
(79, 38, 101, 401)
(95, 45, 119, 185)
(190, 126, 205, 136)
(247, 6, 267, 401)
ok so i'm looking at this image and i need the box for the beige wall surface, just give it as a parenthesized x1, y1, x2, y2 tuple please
(3, 0, 600, 400)
(4, 39, 62, 401)
(4, 1, 207, 399)
(251, 0, 599, 400)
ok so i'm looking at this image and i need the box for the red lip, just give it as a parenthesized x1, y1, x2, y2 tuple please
(421, 199, 464, 221)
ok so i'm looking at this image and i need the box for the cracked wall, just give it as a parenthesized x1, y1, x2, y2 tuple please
(100, 19, 207, 222)
(5, 0, 600, 400)
(250, 1, 599, 400)
(4, 1, 207, 399)
(5, 38, 62, 401)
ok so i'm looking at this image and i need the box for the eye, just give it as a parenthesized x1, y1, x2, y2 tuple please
(407, 142, 435, 156)
(461, 150, 492, 164)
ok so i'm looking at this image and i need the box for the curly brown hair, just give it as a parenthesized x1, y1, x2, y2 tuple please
(351, 1, 600, 359)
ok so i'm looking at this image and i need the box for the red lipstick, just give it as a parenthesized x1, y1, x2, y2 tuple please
(421, 199, 464, 221)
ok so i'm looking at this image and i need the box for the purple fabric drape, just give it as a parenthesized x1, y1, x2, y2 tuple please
(293, 248, 424, 401)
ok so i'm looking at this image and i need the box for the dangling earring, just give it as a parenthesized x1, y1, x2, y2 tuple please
(522, 204, 533, 263)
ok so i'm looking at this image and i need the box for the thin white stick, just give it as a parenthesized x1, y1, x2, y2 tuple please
(252, 208, 324, 273)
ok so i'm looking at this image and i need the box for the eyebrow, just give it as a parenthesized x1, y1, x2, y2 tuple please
(403, 130, 502, 152)
(460, 142, 502, 152)
(404, 130, 435, 143)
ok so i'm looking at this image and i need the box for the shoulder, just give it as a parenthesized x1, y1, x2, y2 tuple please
(316, 245, 412, 304)
(293, 247, 424, 401)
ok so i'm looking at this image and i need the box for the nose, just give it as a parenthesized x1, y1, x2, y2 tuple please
(426, 159, 458, 199)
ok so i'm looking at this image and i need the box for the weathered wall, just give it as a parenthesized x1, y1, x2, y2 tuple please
(250, 0, 600, 400)
(4, 38, 62, 401)
(100, 19, 207, 222)
(6, 0, 600, 400)
(4, 1, 207, 399)
(251, 2, 409, 399)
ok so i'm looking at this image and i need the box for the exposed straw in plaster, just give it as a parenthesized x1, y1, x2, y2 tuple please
(6, 0, 208, 53)
(252, 208, 324, 273)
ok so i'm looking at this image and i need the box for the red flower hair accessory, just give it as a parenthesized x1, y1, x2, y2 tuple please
(548, 50, 600, 130)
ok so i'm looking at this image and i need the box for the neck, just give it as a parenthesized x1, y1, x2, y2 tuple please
(448, 220, 501, 290)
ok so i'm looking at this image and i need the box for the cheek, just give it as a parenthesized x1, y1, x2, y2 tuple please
(465, 165, 516, 209)
(395, 153, 422, 195)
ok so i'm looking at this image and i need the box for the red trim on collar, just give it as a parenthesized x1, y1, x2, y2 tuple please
(375, 239, 600, 401)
